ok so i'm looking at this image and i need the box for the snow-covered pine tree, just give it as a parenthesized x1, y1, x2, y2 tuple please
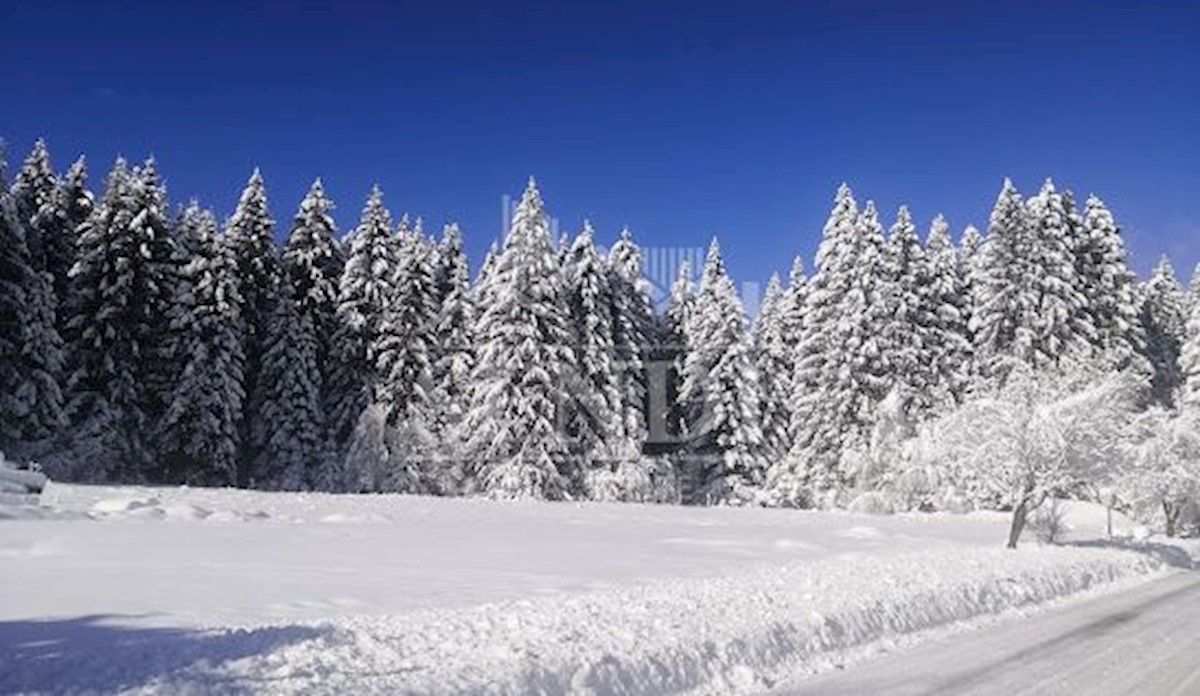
(225, 169, 280, 480)
(10, 140, 58, 281)
(1140, 257, 1190, 407)
(925, 214, 973, 404)
(464, 178, 576, 499)
(372, 213, 439, 493)
(52, 156, 92, 324)
(427, 223, 476, 494)
(0, 155, 64, 457)
(1025, 178, 1094, 361)
(661, 259, 695, 449)
(282, 179, 343, 404)
(972, 178, 1089, 379)
(681, 243, 765, 504)
(1072, 195, 1146, 372)
(773, 184, 863, 507)
(607, 227, 654, 448)
(250, 283, 325, 490)
(562, 223, 621, 492)
(1181, 301, 1200, 408)
(881, 205, 941, 416)
(776, 255, 808, 358)
(753, 272, 792, 462)
(328, 187, 397, 448)
(157, 206, 245, 485)
(65, 158, 176, 480)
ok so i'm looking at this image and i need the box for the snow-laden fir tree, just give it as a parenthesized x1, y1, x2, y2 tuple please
(881, 205, 941, 415)
(225, 169, 280, 479)
(372, 216, 439, 493)
(1179, 302, 1200, 408)
(250, 283, 325, 490)
(464, 178, 577, 499)
(1072, 195, 1145, 371)
(51, 156, 93, 322)
(958, 223, 984, 341)
(972, 178, 1090, 379)
(607, 227, 654, 448)
(282, 179, 343, 401)
(753, 273, 792, 461)
(10, 140, 59, 282)
(327, 186, 396, 448)
(773, 185, 860, 506)
(1141, 257, 1190, 407)
(0, 156, 64, 456)
(65, 158, 176, 480)
(680, 241, 765, 504)
(428, 223, 476, 489)
(157, 206, 245, 485)
(661, 259, 695, 448)
(561, 223, 621, 491)
(784, 189, 890, 504)
(925, 214, 973, 404)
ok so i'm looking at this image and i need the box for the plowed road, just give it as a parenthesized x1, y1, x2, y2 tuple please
(782, 569, 1200, 695)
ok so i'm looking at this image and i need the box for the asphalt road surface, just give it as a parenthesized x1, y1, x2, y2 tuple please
(780, 567, 1200, 695)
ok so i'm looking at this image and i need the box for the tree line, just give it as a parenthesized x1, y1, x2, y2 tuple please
(2, 139, 1199, 526)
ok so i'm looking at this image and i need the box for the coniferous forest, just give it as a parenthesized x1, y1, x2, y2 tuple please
(3, 139, 1200, 537)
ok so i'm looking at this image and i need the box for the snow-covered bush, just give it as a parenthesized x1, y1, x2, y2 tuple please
(585, 452, 680, 504)
(921, 361, 1138, 547)
(1027, 498, 1067, 544)
(1118, 406, 1200, 537)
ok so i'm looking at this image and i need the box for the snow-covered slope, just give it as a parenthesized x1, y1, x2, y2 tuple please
(0, 484, 1183, 694)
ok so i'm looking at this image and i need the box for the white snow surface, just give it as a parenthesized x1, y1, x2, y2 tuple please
(0, 484, 1183, 695)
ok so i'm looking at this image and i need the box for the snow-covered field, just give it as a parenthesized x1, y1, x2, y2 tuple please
(0, 484, 1188, 694)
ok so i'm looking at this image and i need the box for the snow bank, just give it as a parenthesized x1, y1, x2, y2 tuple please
(4, 545, 1168, 695)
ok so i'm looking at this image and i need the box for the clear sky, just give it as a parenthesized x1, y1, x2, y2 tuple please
(4, 0, 1198, 294)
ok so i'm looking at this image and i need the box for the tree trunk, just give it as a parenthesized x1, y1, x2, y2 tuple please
(1007, 500, 1029, 549)
(1164, 500, 1179, 538)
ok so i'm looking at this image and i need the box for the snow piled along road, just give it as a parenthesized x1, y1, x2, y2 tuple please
(0, 484, 1182, 694)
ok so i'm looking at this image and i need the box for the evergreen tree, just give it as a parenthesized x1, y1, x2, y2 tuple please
(681, 242, 764, 503)
(754, 273, 792, 462)
(157, 206, 245, 485)
(1074, 195, 1146, 370)
(428, 223, 476, 493)
(881, 205, 941, 415)
(225, 169, 280, 480)
(662, 259, 695, 449)
(1181, 301, 1200, 408)
(972, 179, 1089, 378)
(328, 186, 396, 447)
(925, 214, 973, 403)
(251, 285, 324, 490)
(373, 215, 439, 493)
(65, 159, 176, 480)
(10, 140, 58, 279)
(1140, 257, 1189, 407)
(464, 178, 576, 499)
(0, 155, 64, 455)
(282, 179, 342, 401)
(562, 223, 621, 489)
(51, 156, 93, 327)
(607, 228, 654, 448)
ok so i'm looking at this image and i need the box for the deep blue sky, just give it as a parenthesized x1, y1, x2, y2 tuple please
(4, 0, 1198, 295)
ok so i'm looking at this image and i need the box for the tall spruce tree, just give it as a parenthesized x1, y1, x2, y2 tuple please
(925, 214, 972, 403)
(1140, 257, 1189, 407)
(251, 284, 325, 490)
(662, 259, 695, 451)
(328, 186, 396, 447)
(464, 179, 576, 499)
(881, 205, 941, 415)
(157, 206, 245, 485)
(754, 273, 792, 462)
(10, 140, 58, 281)
(682, 242, 764, 503)
(562, 223, 621, 488)
(427, 223, 476, 493)
(1181, 301, 1200, 408)
(282, 179, 342, 403)
(1074, 195, 1145, 371)
(373, 216, 439, 493)
(225, 169, 280, 481)
(607, 228, 653, 449)
(66, 158, 176, 480)
(0, 155, 64, 456)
